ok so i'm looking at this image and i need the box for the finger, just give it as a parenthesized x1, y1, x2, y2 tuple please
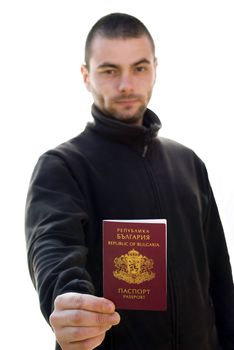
(51, 309, 120, 328)
(54, 293, 115, 314)
(58, 333, 106, 350)
(71, 333, 106, 350)
(56, 324, 111, 343)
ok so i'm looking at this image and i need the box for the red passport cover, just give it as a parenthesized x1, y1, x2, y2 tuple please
(103, 219, 167, 311)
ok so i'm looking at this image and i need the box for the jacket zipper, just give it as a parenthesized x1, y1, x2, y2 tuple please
(142, 153, 179, 350)
(168, 264, 179, 349)
(142, 144, 148, 158)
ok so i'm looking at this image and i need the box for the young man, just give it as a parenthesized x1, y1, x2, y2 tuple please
(25, 13, 234, 350)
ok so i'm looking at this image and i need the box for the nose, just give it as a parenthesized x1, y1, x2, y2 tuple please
(118, 72, 134, 94)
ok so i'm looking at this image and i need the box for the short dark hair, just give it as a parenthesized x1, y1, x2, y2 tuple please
(84, 13, 155, 68)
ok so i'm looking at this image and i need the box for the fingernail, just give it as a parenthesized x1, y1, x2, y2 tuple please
(112, 312, 121, 325)
(106, 301, 115, 312)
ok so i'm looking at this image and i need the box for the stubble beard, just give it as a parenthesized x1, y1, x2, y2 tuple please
(95, 93, 152, 125)
(107, 103, 147, 125)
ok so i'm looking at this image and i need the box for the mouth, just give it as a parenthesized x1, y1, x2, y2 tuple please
(117, 98, 137, 102)
(115, 98, 139, 106)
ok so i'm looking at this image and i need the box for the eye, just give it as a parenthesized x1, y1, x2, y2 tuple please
(101, 69, 118, 75)
(135, 66, 147, 72)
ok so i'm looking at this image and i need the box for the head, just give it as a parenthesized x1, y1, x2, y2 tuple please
(81, 13, 157, 125)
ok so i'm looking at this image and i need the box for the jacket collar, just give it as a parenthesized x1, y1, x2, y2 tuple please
(87, 104, 162, 147)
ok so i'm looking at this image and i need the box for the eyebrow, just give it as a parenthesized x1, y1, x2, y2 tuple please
(133, 58, 151, 66)
(97, 58, 152, 70)
(97, 63, 119, 69)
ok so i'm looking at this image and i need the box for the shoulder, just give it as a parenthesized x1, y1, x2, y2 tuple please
(38, 131, 89, 164)
(159, 136, 194, 153)
(158, 136, 203, 163)
(157, 136, 209, 184)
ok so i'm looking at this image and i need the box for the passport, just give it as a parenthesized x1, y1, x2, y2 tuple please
(103, 219, 167, 311)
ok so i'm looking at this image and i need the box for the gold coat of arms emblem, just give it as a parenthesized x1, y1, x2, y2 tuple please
(113, 249, 155, 284)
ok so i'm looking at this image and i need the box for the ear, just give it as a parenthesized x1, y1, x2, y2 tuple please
(153, 57, 158, 84)
(154, 57, 158, 69)
(81, 64, 91, 91)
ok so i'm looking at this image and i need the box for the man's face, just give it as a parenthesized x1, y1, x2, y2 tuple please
(81, 35, 157, 125)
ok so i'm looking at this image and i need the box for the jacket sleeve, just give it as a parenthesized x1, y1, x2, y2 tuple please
(25, 152, 95, 322)
(204, 179, 234, 349)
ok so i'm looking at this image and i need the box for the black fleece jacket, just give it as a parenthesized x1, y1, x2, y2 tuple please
(25, 105, 234, 349)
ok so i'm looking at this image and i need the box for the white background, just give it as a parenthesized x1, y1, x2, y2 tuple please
(0, 1, 233, 349)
